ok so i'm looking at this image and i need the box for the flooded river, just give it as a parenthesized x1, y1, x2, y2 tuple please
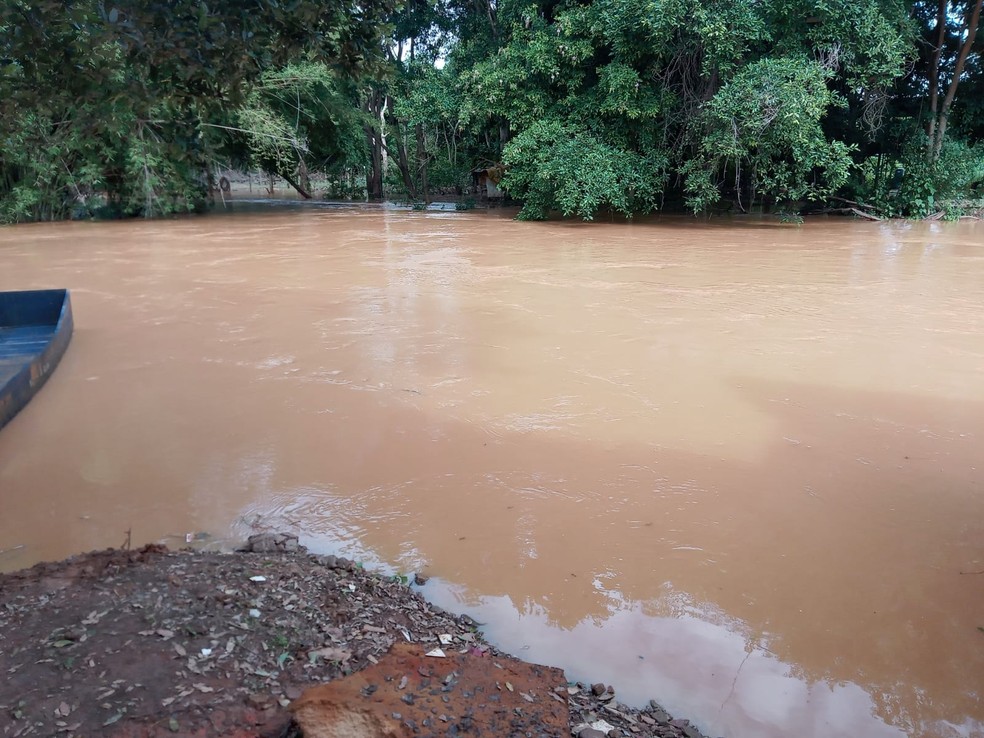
(0, 206, 982, 737)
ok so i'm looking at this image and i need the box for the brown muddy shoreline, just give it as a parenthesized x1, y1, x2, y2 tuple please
(0, 537, 716, 738)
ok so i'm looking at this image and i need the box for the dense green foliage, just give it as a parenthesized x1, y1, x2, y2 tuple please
(681, 55, 854, 213)
(233, 62, 367, 197)
(0, 0, 391, 221)
(2, 0, 983, 222)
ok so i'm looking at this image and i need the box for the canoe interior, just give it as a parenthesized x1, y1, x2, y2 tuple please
(0, 326, 56, 385)
(0, 289, 68, 328)
(0, 289, 73, 430)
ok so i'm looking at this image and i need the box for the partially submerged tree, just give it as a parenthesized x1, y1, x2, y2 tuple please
(232, 63, 368, 199)
(682, 56, 854, 212)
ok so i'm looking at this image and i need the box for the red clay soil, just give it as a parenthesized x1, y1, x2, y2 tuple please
(290, 641, 568, 737)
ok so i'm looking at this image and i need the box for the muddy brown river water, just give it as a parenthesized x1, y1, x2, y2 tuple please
(0, 206, 982, 737)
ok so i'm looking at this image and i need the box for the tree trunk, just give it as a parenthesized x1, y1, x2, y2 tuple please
(393, 133, 416, 197)
(383, 98, 417, 197)
(416, 123, 429, 203)
(926, 0, 947, 155)
(929, 0, 983, 162)
(297, 158, 311, 196)
(474, 0, 498, 40)
(279, 169, 313, 199)
(379, 96, 389, 186)
(366, 129, 384, 200)
(364, 89, 385, 200)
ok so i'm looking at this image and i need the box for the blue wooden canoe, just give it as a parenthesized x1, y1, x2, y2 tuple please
(0, 289, 73, 431)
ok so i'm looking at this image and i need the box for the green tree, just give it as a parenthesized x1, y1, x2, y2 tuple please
(5, 0, 983, 221)
(924, 0, 983, 161)
(232, 62, 368, 199)
(502, 119, 668, 219)
(0, 0, 391, 221)
(447, 0, 918, 217)
(682, 56, 854, 212)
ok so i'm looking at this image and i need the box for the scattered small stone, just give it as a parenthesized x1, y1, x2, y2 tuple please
(651, 707, 671, 723)
(241, 533, 301, 554)
(414, 573, 429, 586)
(591, 683, 607, 696)
(576, 729, 608, 738)
(285, 685, 303, 700)
(248, 693, 272, 708)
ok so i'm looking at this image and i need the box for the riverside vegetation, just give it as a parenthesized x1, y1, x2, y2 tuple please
(1, 0, 983, 222)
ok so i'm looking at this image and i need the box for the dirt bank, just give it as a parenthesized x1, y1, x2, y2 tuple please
(0, 538, 715, 738)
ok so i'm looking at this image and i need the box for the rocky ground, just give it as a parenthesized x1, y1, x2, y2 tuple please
(0, 536, 716, 738)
